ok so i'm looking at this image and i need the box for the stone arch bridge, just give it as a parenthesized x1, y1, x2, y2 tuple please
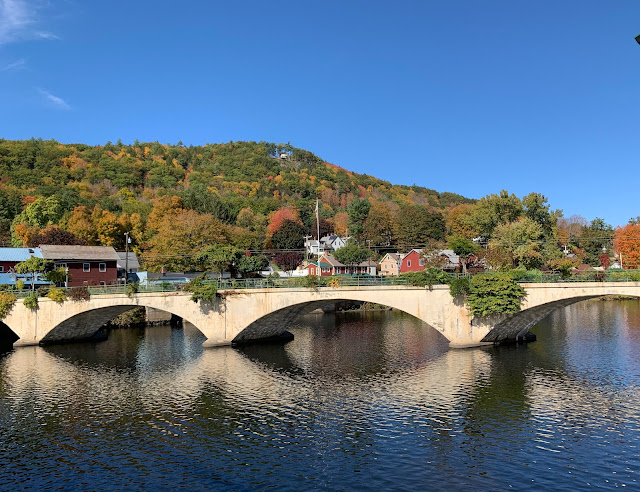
(2, 282, 640, 349)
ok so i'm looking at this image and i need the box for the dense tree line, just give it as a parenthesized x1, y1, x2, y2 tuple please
(1, 138, 631, 274)
(0, 139, 470, 271)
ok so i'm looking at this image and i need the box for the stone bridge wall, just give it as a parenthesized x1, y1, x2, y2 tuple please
(1, 282, 639, 349)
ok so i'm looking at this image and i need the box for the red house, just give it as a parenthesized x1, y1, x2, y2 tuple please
(305, 253, 376, 276)
(399, 249, 425, 274)
(40, 245, 120, 287)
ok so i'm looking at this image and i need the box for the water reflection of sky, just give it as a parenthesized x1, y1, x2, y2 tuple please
(0, 306, 638, 490)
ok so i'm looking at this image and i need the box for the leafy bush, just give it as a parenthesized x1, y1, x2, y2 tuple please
(400, 268, 450, 290)
(0, 292, 18, 319)
(184, 274, 218, 304)
(609, 270, 640, 281)
(67, 286, 91, 302)
(449, 277, 471, 298)
(15, 280, 25, 290)
(125, 282, 139, 298)
(23, 294, 39, 311)
(37, 287, 49, 297)
(46, 288, 67, 304)
(298, 274, 321, 289)
(467, 273, 527, 317)
(507, 268, 529, 281)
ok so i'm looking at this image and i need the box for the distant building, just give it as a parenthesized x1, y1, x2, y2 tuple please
(0, 247, 42, 273)
(116, 251, 141, 277)
(305, 235, 351, 256)
(40, 245, 120, 287)
(399, 249, 425, 274)
(305, 253, 376, 276)
(379, 253, 405, 276)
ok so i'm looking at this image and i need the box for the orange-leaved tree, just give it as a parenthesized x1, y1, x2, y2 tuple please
(267, 207, 301, 237)
(613, 224, 640, 269)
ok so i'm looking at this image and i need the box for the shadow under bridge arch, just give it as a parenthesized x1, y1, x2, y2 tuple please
(40, 304, 193, 345)
(481, 295, 610, 343)
(231, 297, 446, 345)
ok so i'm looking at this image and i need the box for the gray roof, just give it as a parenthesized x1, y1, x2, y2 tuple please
(439, 249, 460, 264)
(40, 245, 120, 261)
(116, 251, 141, 270)
(0, 247, 43, 262)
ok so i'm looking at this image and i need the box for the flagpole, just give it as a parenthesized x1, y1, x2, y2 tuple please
(315, 199, 321, 276)
(316, 199, 320, 244)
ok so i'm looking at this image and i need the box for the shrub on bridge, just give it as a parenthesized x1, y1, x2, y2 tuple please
(0, 292, 17, 320)
(23, 294, 38, 311)
(400, 268, 450, 290)
(46, 288, 67, 304)
(467, 273, 527, 317)
(68, 286, 91, 302)
(125, 282, 139, 298)
(449, 277, 471, 298)
(184, 274, 218, 304)
(298, 275, 324, 289)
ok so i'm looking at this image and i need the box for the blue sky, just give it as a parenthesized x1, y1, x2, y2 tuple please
(1, 0, 639, 226)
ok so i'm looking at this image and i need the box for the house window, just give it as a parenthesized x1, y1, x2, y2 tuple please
(83, 263, 90, 272)
(419, 259, 425, 266)
(0, 266, 3, 273)
(407, 260, 411, 267)
(99, 263, 107, 272)
(83, 281, 89, 285)
(100, 281, 106, 286)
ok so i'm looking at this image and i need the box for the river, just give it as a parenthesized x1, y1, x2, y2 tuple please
(0, 300, 639, 490)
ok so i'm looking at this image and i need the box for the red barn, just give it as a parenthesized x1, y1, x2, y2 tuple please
(40, 245, 120, 287)
(399, 249, 425, 274)
(0, 247, 42, 273)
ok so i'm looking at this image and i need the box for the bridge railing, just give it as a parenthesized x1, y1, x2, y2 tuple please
(2, 270, 640, 300)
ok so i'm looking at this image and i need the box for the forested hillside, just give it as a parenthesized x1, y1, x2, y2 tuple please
(0, 139, 472, 270)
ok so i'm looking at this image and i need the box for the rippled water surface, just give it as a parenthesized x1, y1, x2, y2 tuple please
(1, 301, 640, 490)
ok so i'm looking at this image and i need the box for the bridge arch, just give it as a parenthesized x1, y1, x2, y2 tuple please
(216, 286, 458, 346)
(39, 304, 193, 344)
(231, 297, 446, 345)
(481, 284, 640, 343)
(3, 292, 220, 347)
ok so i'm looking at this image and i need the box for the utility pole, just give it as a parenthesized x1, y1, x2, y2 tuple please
(124, 231, 130, 283)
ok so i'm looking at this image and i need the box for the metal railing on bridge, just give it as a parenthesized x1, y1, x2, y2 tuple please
(2, 270, 640, 299)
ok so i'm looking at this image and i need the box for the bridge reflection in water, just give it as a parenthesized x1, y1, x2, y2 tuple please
(2, 305, 639, 490)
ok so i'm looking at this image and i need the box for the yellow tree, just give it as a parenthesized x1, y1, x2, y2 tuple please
(446, 203, 479, 239)
(144, 210, 229, 271)
(333, 212, 349, 237)
(66, 206, 98, 245)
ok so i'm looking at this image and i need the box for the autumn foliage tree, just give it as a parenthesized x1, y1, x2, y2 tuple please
(28, 226, 86, 246)
(274, 252, 303, 273)
(267, 207, 302, 237)
(614, 224, 640, 269)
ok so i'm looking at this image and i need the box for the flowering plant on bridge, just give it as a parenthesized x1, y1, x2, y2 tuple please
(467, 273, 527, 317)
